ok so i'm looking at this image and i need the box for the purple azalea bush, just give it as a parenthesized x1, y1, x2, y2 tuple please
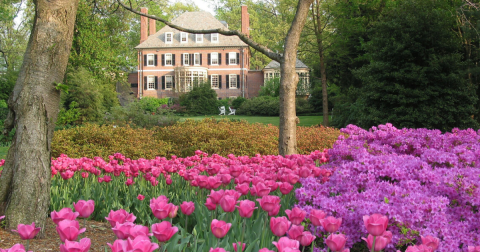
(297, 124, 480, 252)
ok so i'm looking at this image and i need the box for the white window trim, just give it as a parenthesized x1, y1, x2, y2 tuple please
(165, 53, 173, 66)
(165, 32, 173, 44)
(228, 52, 237, 65)
(183, 53, 190, 66)
(165, 75, 173, 90)
(180, 32, 188, 43)
(146, 54, 155, 66)
(211, 33, 219, 43)
(147, 76, 155, 90)
(211, 52, 218, 66)
(196, 34, 203, 43)
(194, 53, 200, 66)
(211, 74, 219, 89)
(229, 74, 237, 89)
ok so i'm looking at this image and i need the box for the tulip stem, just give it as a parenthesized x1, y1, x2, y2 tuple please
(185, 216, 188, 237)
(371, 236, 376, 252)
(302, 246, 305, 252)
(311, 227, 316, 252)
(217, 238, 220, 248)
(25, 240, 30, 251)
(83, 218, 87, 239)
(240, 218, 246, 248)
(261, 212, 268, 248)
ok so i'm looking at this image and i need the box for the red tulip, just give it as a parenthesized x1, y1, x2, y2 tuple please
(73, 200, 95, 218)
(129, 224, 152, 238)
(151, 221, 178, 242)
(112, 221, 135, 239)
(309, 209, 326, 226)
(270, 216, 291, 237)
(285, 207, 306, 225)
(299, 231, 316, 246)
(56, 219, 86, 242)
(272, 237, 300, 252)
(235, 183, 250, 195)
(105, 209, 136, 227)
(107, 239, 129, 252)
(208, 190, 225, 205)
(250, 182, 271, 197)
(220, 195, 237, 212)
(421, 235, 440, 251)
(210, 219, 231, 238)
(127, 235, 159, 252)
(362, 231, 392, 252)
(180, 201, 195, 215)
(51, 208, 80, 225)
(12, 223, 41, 240)
(205, 198, 217, 211)
(325, 233, 347, 252)
(236, 200, 257, 218)
(286, 225, 304, 241)
(363, 213, 388, 236)
(320, 216, 342, 233)
(59, 237, 91, 252)
(209, 248, 227, 252)
(233, 241, 246, 252)
(257, 195, 281, 212)
(405, 245, 434, 252)
(279, 182, 294, 195)
(468, 246, 480, 252)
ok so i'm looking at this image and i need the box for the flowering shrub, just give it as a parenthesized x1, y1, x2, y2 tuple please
(296, 124, 480, 251)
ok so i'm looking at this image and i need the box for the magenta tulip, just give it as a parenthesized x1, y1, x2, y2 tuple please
(209, 248, 227, 252)
(250, 182, 271, 197)
(286, 225, 304, 241)
(107, 239, 129, 252)
(268, 203, 281, 216)
(59, 238, 91, 252)
(12, 223, 41, 240)
(235, 183, 250, 195)
(362, 231, 392, 252)
(2, 244, 32, 252)
(129, 224, 152, 238)
(210, 219, 232, 238)
(73, 200, 95, 218)
(270, 216, 291, 237)
(236, 200, 257, 218)
(325, 233, 347, 252)
(299, 231, 316, 246)
(105, 209, 136, 227)
(279, 182, 294, 195)
(208, 189, 225, 205)
(56, 219, 86, 242)
(405, 245, 434, 252)
(363, 213, 389, 236)
(112, 221, 135, 239)
(272, 237, 300, 252)
(224, 190, 242, 201)
(205, 198, 217, 211)
(219, 195, 237, 212)
(152, 221, 178, 242)
(126, 235, 159, 252)
(51, 208, 80, 225)
(137, 194, 145, 201)
(468, 246, 480, 252)
(421, 235, 439, 251)
(150, 195, 169, 205)
(233, 242, 246, 252)
(285, 207, 306, 225)
(320, 216, 342, 233)
(259, 249, 275, 252)
(309, 209, 326, 226)
(150, 201, 173, 220)
(257, 195, 281, 212)
(168, 204, 178, 218)
(180, 201, 195, 215)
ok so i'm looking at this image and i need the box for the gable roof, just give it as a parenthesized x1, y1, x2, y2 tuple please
(136, 12, 248, 49)
(264, 59, 309, 69)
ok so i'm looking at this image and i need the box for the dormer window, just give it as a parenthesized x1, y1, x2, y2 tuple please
(181, 32, 188, 43)
(165, 32, 173, 44)
(196, 34, 203, 43)
(211, 33, 219, 43)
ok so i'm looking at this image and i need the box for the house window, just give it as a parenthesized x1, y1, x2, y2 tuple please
(181, 32, 188, 43)
(274, 72, 280, 78)
(211, 74, 219, 89)
(165, 53, 172, 66)
(229, 52, 237, 65)
(147, 54, 155, 66)
(211, 33, 219, 43)
(229, 74, 237, 89)
(183, 53, 189, 66)
(196, 34, 203, 43)
(165, 75, 173, 89)
(147, 76, 155, 90)
(165, 32, 173, 43)
(211, 52, 218, 65)
(194, 53, 200, 65)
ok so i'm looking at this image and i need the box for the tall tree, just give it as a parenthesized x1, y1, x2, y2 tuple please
(118, 0, 314, 155)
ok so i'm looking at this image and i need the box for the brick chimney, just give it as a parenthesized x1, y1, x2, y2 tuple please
(149, 17, 156, 36)
(241, 5, 249, 37)
(140, 7, 148, 43)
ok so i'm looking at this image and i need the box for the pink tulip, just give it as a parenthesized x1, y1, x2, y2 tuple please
(208, 190, 225, 205)
(152, 221, 178, 242)
(12, 223, 41, 240)
(268, 204, 281, 216)
(250, 182, 271, 197)
(105, 209, 137, 227)
(272, 237, 300, 252)
(107, 239, 129, 252)
(81, 172, 89, 178)
(421, 235, 440, 251)
(405, 245, 434, 252)
(220, 195, 237, 212)
(73, 200, 95, 218)
(137, 194, 145, 201)
(320, 216, 342, 233)
(56, 219, 86, 242)
(309, 209, 326, 226)
(0, 215, 4, 220)
(210, 219, 231, 238)
(325, 233, 347, 252)
(264, 180, 278, 191)
(103, 175, 112, 183)
(286, 224, 304, 240)
(112, 221, 135, 239)
(224, 190, 242, 201)
(129, 224, 152, 238)
(180, 201, 195, 215)
(150, 195, 169, 205)
(2, 244, 33, 252)
(168, 205, 178, 218)
(362, 231, 392, 252)
(150, 201, 173, 220)
(259, 249, 275, 252)
(363, 213, 389, 236)
(51, 208, 80, 225)
(235, 183, 250, 195)
(270, 216, 291, 237)
(233, 242, 246, 252)
(257, 195, 281, 212)
(285, 207, 306, 225)
(125, 178, 134, 186)
(236, 200, 257, 218)
(279, 182, 294, 195)
(468, 246, 480, 252)
(205, 198, 217, 211)
(166, 177, 173, 185)
(209, 248, 227, 252)
(59, 237, 91, 252)
(127, 235, 159, 252)
(299, 231, 316, 246)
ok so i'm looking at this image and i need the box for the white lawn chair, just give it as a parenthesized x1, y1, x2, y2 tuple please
(219, 106, 226, 115)
(228, 107, 236, 115)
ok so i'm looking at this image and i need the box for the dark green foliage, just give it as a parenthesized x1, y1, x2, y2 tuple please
(259, 77, 280, 97)
(180, 83, 220, 115)
(295, 98, 314, 115)
(237, 96, 280, 116)
(138, 97, 169, 113)
(231, 97, 247, 109)
(56, 101, 81, 126)
(217, 98, 232, 109)
(0, 69, 17, 101)
(308, 79, 336, 114)
(354, 0, 478, 131)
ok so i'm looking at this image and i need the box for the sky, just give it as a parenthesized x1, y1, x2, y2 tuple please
(180, 0, 216, 15)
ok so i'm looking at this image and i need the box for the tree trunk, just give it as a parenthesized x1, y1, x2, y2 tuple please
(278, 0, 314, 155)
(0, 0, 78, 237)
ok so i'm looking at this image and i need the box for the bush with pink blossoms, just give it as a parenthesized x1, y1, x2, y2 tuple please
(296, 124, 480, 251)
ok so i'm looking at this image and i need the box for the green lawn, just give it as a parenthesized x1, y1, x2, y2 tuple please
(181, 115, 328, 127)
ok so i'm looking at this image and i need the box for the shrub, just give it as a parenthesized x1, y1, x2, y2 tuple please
(231, 97, 246, 109)
(296, 125, 343, 154)
(259, 77, 280, 97)
(104, 101, 179, 129)
(138, 97, 169, 113)
(56, 101, 81, 126)
(236, 96, 280, 116)
(180, 83, 219, 115)
(295, 98, 314, 115)
(52, 123, 172, 159)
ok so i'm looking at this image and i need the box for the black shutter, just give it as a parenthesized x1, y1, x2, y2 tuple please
(154, 54, 158, 66)
(172, 54, 176, 66)
(162, 76, 165, 90)
(219, 75, 222, 89)
(236, 53, 239, 64)
(226, 75, 229, 89)
(208, 53, 211, 65)
(155, 76, 158, 90)
(144, 76, 147, 89)
(226, 53, 229, 65)
(162, 54, 165, 66)
(144, 55, 147, 66)
(219, 53, 222, 65)
(172, 76, 175, 89)
(237, 75, 240, 89)
(181, 54, 184, 66)
(200, 54, 202, 65)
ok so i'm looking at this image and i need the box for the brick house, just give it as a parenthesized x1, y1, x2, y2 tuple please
(129, 6, 310, 100)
